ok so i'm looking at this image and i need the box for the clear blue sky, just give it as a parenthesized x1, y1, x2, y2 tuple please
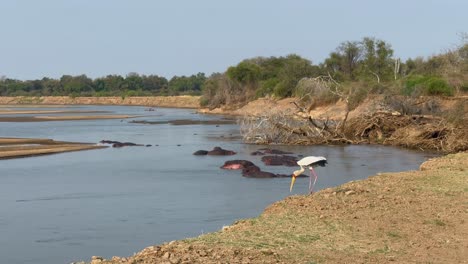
(0, 0, 466, 80)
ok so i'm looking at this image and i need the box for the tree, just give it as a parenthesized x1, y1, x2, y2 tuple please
(226, 61, 261, 84)
(337, 41, 362, 80)
(274, 54, 317, 97)
(361, 37, 394, 82)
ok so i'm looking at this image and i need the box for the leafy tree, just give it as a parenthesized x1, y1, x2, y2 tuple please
(226, 61, 261, 84)
(337, 41, 362, 80)
(361, 37, 394, 82)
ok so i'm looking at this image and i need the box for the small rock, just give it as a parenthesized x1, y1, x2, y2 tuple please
(319, 214, 324, 219)
(345, 190, 355, 196)
(170, 257, 181, 264)
(260, 249, 274, 255)
(163, 252, 171, 259)
(90, 256, 103, 264)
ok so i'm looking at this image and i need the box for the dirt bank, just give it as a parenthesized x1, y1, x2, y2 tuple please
(80, 152, 467, 264)
(0, 138, 105, 159)
(0, 96, 201, 108)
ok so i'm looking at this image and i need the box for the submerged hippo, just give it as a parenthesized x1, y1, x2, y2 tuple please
(221, 159, 306, 178)
(250, 151, 265, 156)
(100, 140, 121, 144)
(258, 148, 293, 155)
(193, 147, 236, 156)
(100, 140, 143, 148)
(208, 147, 236, 155)
(221, 160, 255, 170)
(112, 142, 143, 148)
(193, 150, 209, 155)
(261, 155, 298, 166)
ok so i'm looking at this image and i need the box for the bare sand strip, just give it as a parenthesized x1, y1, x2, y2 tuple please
(0, 96, 201, 108)
(0, 138, 106, 159)
(0, 115, 137, 122)
(0, 110, 111, 115)
(0, 104, 68, 108)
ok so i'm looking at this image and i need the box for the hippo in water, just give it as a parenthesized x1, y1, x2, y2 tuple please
(193, 147, 236, 156)
(220, 160, 306, 178)
(208, 147, 236, 155)
(258, 148, 293, 155)
(100, 140, 143, 148)
(193, 150, 209, 155)
(261, 155, 298, 166)
(100, 140, 121, 144)
(221, 160, 255, 170)
(112, 142, 143, 148)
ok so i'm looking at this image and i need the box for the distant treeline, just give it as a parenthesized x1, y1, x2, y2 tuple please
(1, 36, 467, 107)
(0, 72, 206, 97)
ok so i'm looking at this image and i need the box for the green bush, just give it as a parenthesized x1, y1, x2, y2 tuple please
(199, 97, 210, 107)
(256, 78, 279, 98)
(273, 81, 291, 98)
(460, 83, 468, 92)
(425, 78, 453, 96)
(404, 75, 454, 96)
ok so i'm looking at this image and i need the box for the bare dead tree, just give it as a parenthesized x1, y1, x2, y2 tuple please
(394, 58, 401, 80)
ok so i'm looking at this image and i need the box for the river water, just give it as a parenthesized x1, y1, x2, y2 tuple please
(0, 105, 438, 264)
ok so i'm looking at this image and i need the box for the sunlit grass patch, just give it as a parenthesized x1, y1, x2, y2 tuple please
(423, 219, 446, 226)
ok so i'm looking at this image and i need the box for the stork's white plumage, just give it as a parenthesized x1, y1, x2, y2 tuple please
(290, 156, 327, 193)
(297, 156, 327, 167)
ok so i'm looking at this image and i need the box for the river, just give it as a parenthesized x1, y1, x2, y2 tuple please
(0, 105, 438, 264)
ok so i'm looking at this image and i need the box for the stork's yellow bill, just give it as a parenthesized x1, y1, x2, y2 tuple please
(289, 176, 296, 192)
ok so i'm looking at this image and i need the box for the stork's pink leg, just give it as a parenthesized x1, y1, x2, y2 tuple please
(308, 169, 312, 192)
(309, 167, 318, 194)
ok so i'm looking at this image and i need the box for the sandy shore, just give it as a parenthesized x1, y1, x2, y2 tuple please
(0, 138, 105, 159)
(0, 115, 137, 122)
(0, 110, 110, 115)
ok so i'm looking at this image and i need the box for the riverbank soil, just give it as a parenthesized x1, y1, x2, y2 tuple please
(86, 152, 467, 264)
(0, 138, 106, 159)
